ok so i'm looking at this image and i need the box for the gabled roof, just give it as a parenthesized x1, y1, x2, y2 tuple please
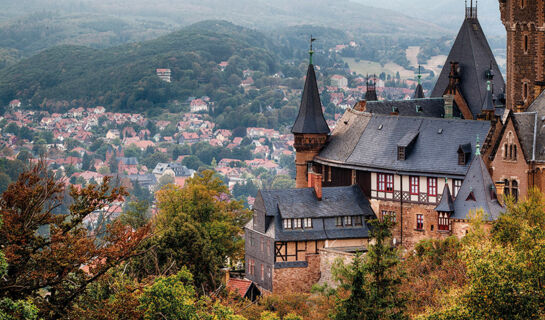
(435, 183, 454, 212)
(431, 17, 505, 117)
(316, 109, 491, 176)
(254, 185, 375, 241)
(452, 155, 503, 220)
(364, 98, 446, 118)
(291, 64, 330, 134)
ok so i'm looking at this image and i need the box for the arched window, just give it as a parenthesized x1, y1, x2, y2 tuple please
(511, 180, 519, 202)
(504, 143, 509, 159)
(513, 145, 517, 160)
(509, 144, 513, 159)
(524, 82, 529, 100)
(504, 179, 510, 196)
(524, 35, 529, 53)
(438, 212, 450, 231)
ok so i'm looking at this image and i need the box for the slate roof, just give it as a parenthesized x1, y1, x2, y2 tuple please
(291, 64, 330, 134)
(316, 109, 491, 176)
(452, 155, 503, 220)
(254, 185, 375, 241)
(435, 183, 455, 212)
(431, 17, 505, 117)
(525, 89, 545, 162)
(364, 98, 447, 118)
(512, 112, 537, 162)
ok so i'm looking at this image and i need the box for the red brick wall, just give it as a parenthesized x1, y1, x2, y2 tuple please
(490, 119, 530, 200)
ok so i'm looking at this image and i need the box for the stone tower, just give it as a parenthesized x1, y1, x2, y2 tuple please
(292, 42, 330, 188)
(499, 0, 545, 111)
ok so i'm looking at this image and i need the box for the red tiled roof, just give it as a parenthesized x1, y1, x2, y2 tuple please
(227, 279, 252, 297)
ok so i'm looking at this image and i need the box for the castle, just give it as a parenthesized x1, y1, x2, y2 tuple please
(244, 0, 545, 293)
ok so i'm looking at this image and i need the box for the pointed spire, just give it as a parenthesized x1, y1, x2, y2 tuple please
(413, 65, 425, 99)
(435, 182, 455, 212)
(309, 35, 316, 65)
(482, 80, 495, 112)
(292, 50, 330, 134)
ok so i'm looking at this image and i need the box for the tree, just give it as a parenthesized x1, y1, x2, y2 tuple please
(333, 217, 407, 320)
(138, 268, 245, 320)
(131, 171, 251, 292)
(121, 200, 150, 229)
(421, 190, 545, 320)
(0, 216, 38, 320)
(0, 161, 150, 319)
(82, 152, 92, 171)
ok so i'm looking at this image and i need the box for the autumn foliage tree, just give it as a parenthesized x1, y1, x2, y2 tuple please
(0, 161, 150, 319)
(130, 170, 251, 292)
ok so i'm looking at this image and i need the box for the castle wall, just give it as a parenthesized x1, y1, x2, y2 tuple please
(272, 254, 321, 293)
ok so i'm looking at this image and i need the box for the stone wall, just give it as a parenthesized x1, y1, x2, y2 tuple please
(317, 248, 354, 289)
(272, 254, 321, 293)
(500, 0, 545, 110)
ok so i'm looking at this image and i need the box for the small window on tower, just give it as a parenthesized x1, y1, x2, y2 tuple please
(524, 35, 529, 53)
(524, 82, 529, 100)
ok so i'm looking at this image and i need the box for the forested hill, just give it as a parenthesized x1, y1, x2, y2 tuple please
(0, 21, 292, 116)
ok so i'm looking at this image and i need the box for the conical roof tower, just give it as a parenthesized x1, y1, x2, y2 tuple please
(431, 1, 504, 118)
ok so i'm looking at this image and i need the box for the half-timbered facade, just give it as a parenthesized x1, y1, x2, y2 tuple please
(244, 178, 375, 293)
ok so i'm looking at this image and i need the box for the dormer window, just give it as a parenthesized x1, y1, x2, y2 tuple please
(458, 143, 472, 165)
(397, 146, 406, 161)
(397, 131, 419, 161)
(344, 216, 352, 226)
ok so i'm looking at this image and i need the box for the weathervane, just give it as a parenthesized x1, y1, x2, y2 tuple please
(309, 35, 316, 65)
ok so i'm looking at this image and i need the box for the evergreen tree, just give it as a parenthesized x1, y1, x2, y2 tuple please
(82, 152, 92, 171)
(334, 217, 407, 320)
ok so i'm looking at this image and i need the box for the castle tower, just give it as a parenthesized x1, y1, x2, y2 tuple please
(500, 0, 545, 111)
(292, 38, 330, 188)
(431, 1, 504, 118)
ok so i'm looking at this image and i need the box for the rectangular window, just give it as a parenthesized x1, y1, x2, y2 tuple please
(249, 233, 254, 246)
(454, 180, 462, 197)
(377, 173, 394, 193)
(344, 216, 352, 226)
(354, 216, 363, 226)
(336, 217, 343, 227)
(261, 264, 264, 281)
(293, 218, 302, 229)
(416, 214, 424, 230)
(381, 210, 396, 223)
(427, 177, 437, 197)
(283, 219, 292, 229)
(410, 176, 419, 195)
(260, 237, 264, 253)
(303, 218, 312, 228)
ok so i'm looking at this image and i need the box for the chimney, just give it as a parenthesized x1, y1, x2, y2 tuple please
(221, 267, 230, 285)
(443, 94, 454, 118)
(495, 180, 505, 205)
(354, 100, 367, 112)
(308, 172, 323, 200)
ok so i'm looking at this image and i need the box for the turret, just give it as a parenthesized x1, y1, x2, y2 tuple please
(413, 66, 425, 99)
(292, 37, 330, 188)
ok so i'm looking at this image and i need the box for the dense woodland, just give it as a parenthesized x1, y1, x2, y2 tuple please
(1, 162, 545, 319)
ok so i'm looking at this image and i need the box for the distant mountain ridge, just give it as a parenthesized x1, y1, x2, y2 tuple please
(0, 21, 283, 112)
(0, 0, 450, 61)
